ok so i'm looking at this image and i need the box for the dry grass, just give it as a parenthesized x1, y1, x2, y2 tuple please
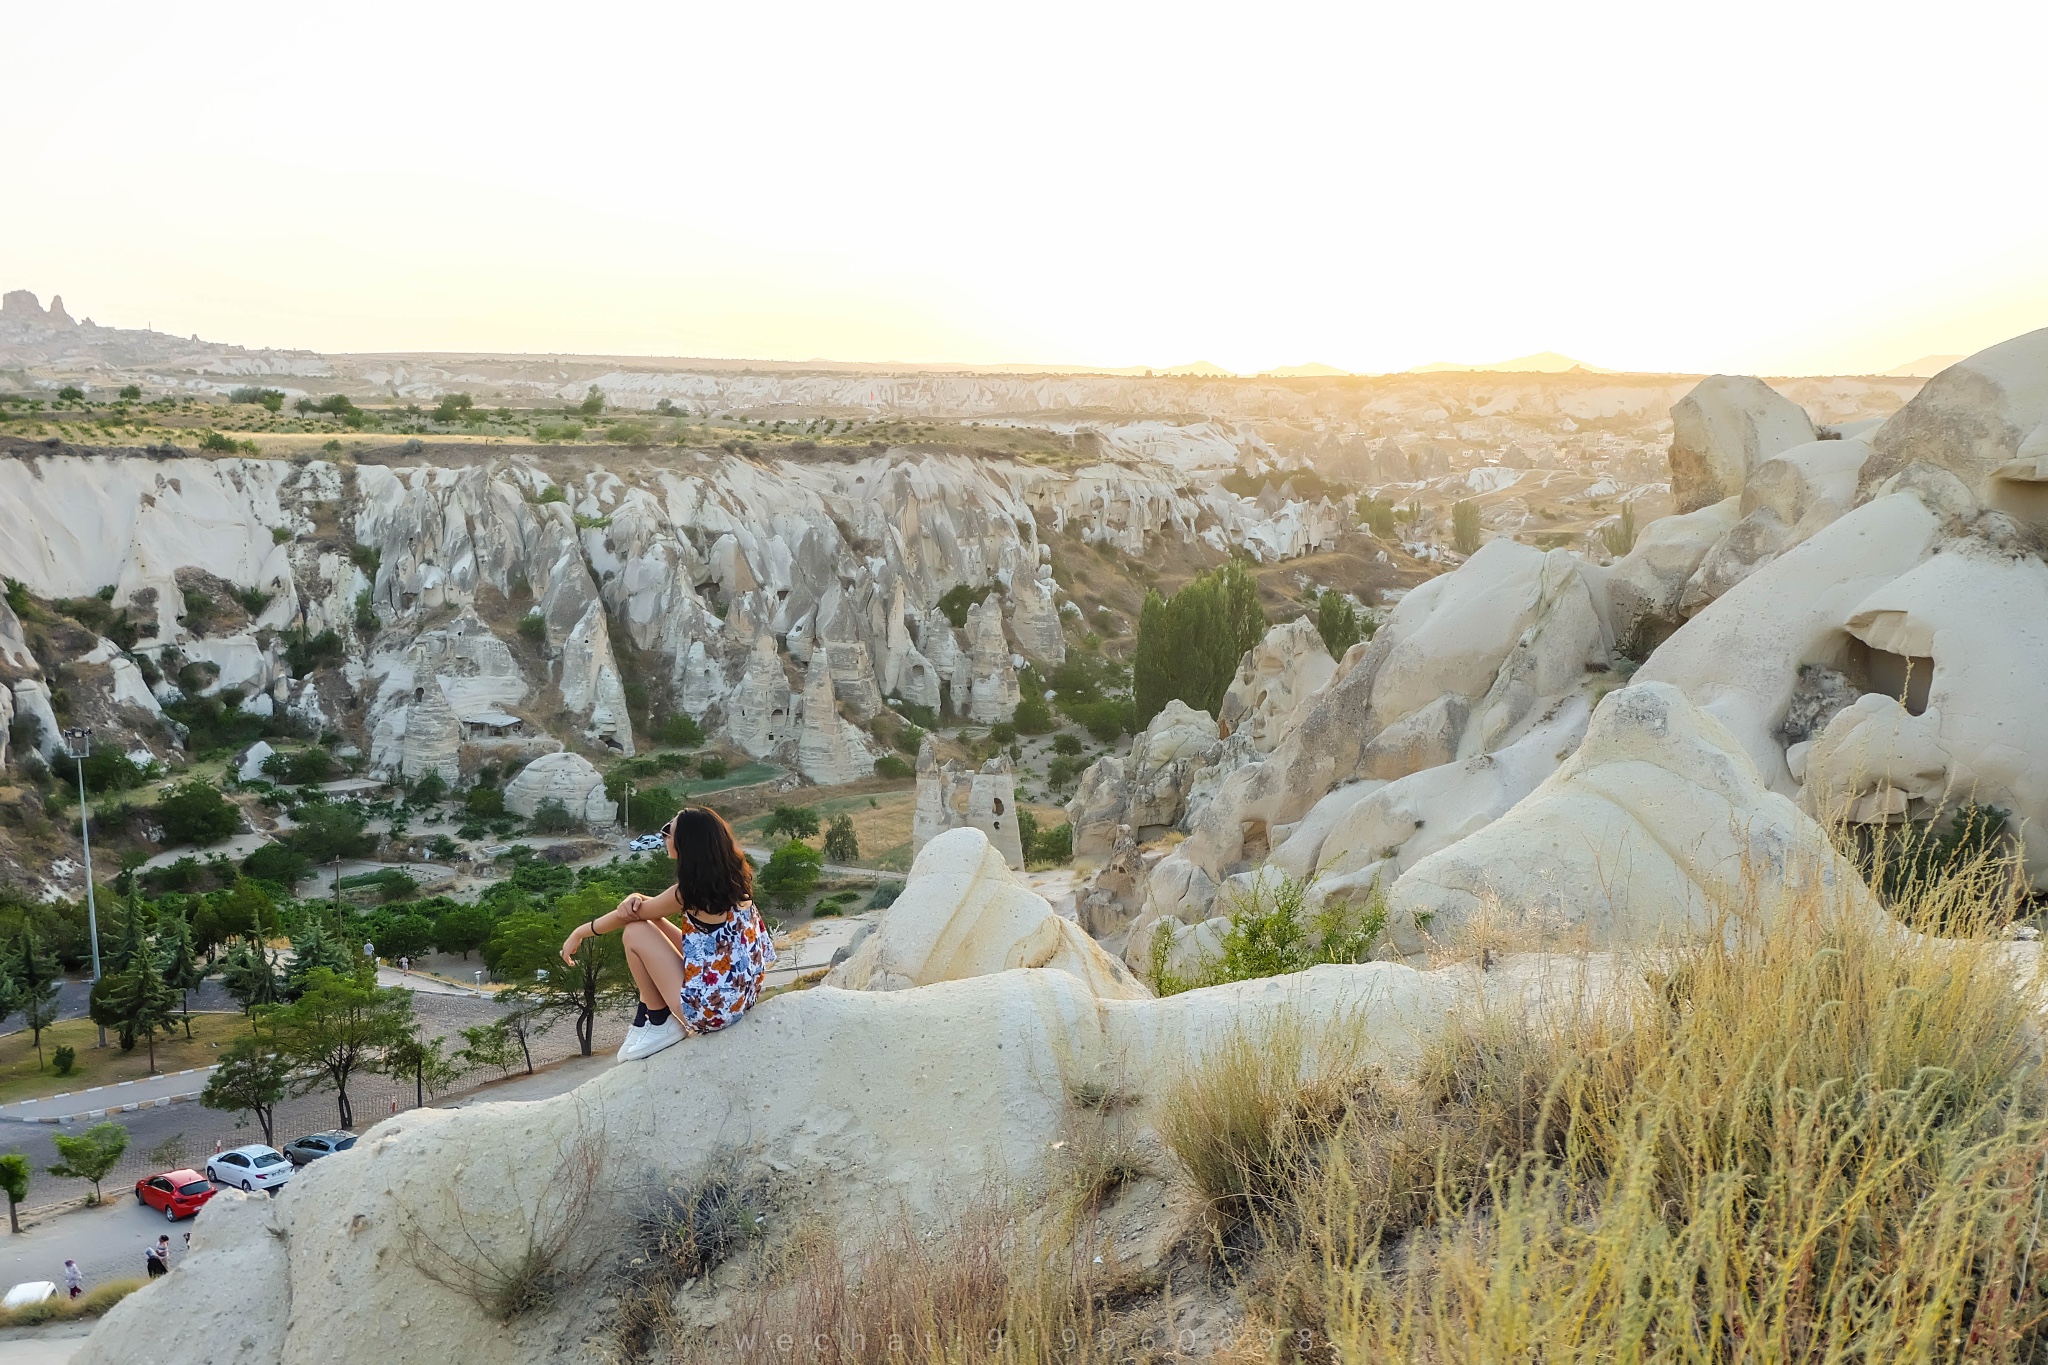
(1236, 886, 2048, 1362)
(0, 1277, 146, 1326)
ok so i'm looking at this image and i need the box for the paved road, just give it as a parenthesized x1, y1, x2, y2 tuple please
(0, 1067, 217, 1126)
(0, 1189, 209, 1310)
(0, 1322, 92, 1365)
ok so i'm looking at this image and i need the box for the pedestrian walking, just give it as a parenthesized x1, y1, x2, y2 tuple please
(63, 1260, 81, 1300)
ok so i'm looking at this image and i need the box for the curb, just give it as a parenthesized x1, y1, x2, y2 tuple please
(0, 1066, 218, 1126)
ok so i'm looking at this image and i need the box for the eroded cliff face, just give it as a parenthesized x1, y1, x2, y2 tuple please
(0, 439, 1341, 816)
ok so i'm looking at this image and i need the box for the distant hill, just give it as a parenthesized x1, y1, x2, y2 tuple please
(1883, 354, 1964, 378)
(1161, 361, 1233, 377)
(1410, 351, 1614, 375)
(1264, 362, 1352, 378)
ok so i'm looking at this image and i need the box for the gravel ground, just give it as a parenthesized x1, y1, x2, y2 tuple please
(0, 995, 634, 1213)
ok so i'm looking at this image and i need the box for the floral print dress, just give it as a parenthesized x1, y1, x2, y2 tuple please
(675, 901, 777, 1033)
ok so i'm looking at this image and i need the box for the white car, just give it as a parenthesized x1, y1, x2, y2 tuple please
(628, 833, 666, 852)
(207, 1144, 293, 1193)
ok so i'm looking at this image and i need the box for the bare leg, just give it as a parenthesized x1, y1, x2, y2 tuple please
(622, 920, 689, 1013)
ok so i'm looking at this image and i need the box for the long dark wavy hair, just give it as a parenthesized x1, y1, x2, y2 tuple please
(670, 807, 752, 917)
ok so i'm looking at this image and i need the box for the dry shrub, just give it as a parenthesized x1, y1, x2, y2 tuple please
(1158, 1012, 1363, 1230)
(1249, 880, 2048, 1363)
(0, 1278, 145, 1326)
(403, 1115, 606, 1322)
(665, 1201, 1115, 1365)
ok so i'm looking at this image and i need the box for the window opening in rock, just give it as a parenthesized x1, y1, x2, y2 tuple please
(1845, 638, 1933, 716)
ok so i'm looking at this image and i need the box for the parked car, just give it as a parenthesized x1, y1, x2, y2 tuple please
(135, 1169, 217, 1221)
(628, 833, 666, 852)
(282, 1131, 357, 1167)
(206, 1145, 293, 1194)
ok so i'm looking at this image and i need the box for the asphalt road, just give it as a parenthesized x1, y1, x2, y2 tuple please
(0, 1189, 206, 1303)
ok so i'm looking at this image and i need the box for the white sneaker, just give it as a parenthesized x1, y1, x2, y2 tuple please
(618, 1016, 686, 1061)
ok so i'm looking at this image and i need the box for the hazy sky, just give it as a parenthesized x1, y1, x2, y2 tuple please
(8, 1, 2046, 375)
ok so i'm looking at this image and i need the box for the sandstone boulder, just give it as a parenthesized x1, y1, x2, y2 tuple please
(502, 751, 615, 825)
(10, 680, 60, 760)
(824, 827, 1147, 998)
(1066, 700, 1221, 857)
(1385, 682, 1872, 958)
(1668, 375, 1816, 513)
(1865, 326, 2048, 503)
(1216, 618, 1336, 752)
(1599, 496, 1740, 650)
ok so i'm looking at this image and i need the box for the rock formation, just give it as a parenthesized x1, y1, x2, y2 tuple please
(963, 598, 1019, 724)
(793, 651, 877, 786)
(1668, 374, 1817, 512)
(501, 751, 615, 825)
(723, 632, 793, 759)
(1215, 618, 1337, 752)
(825, 826, 1143, 997)
(1066, 700, 1222, 857)
(912, 738, 1024, 868)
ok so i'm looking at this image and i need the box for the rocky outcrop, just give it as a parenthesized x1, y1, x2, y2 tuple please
(10, 680, 60, 760)
(962, 598, 1019, 724)
(913, 739, 1024, 868)
(1067, 700, 1222, 857)
(1864, 327, 2048, 503)
(1668, 375, 1816, 513)
(1216, 618, 1336, 752)
(723, 632, 793, 759)
(502, 751, 615, 825)
(1006, 564, 1067, 664)
(1385, 683, 1873, 957)
(827, 827, 1144, 997)
(794, 652, 877, 786)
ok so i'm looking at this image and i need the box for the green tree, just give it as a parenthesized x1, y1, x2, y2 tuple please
(765, 805, 820, 840)
(374, 914, 435, 962)
(757, 841, 823, 912)
(1356, 494, 1396, 539)
(822, 815, 859, 864)
(499, 889, 636, 1057)
(286, 801, 374, 863)
(261, 967, 413, 1129)
(220, 941, 284, 1012)
(159, 918, 208, 1040)
(157, 781, 242, 846)
(48, 1121, 129, 1203)
(0, 1153, 28, 1233)
(654, 713, 704, 747)
(1313, 589, 1365, 660)
(433, 903, 493, 960)
(1452, 500, 1482, 555)
(1602, 503, 1637, 558)
(579, 385, 606, 418)
(200, 1029, 291, 1146)
(1131, 559, 1266, 727)
(456, 1019, 519, 1079)
(284, 917, 357, 998)
(382, 1030, 461, 1110)
(10, 928, 62, 1068)
(89, 947, 183, 1072)
(118, 384, 142, 402)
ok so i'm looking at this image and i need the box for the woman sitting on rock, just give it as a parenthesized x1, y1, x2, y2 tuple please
(560, 807, 777, 1061)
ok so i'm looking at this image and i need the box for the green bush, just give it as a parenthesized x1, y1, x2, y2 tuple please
(875, 754, 912, 780)
(282, 628, 345, 677)
(528, 798, 578, 834)
(936, 583, 991, 629)
(655, 714, 704, 747)
(1052, 733, 1083, 756)
(52, 1045, 75, 1076)
(1356, 494, 1397, 539)
(822, 815, 859, 864)
(534, 422, 583, 444)
(1313, 589, 1366, 659)
(1013, 692, 1054, 734)
(241, 842, 311, 885)
(157, 781, 242, 846)
(766, 805, 820, 840)
(260, 747, 336, 786)
(696, 755, 729, 780)
(517, 613, 546, 643)
(756, 841, 823, 911)
(1602, 503, 1637, 557)
(1150, 872, 1382, 995)
(464, 785, 507, 818)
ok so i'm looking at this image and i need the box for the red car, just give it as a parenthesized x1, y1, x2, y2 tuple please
(135, 1169, 216, 1221)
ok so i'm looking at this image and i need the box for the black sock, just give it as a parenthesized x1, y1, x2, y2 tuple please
(632, 1002, 649, 1027)
(645, 1007, 672, 1027)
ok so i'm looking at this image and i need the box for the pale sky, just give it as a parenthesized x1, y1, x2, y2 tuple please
(8, 1, 2046, 376)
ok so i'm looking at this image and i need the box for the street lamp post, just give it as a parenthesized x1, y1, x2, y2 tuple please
(61, 727, 106, 1048)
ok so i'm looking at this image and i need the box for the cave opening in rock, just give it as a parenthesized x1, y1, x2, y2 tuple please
(1845, 638, 1933, 716)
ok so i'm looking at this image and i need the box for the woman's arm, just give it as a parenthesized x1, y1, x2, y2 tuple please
(559, 885, 681, 964)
